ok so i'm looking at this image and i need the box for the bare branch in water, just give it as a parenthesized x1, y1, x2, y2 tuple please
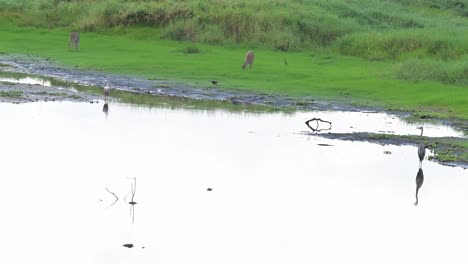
(305, 118, 332, 133)
(126, 177, 137, 224)
(106, 188, 119, 207)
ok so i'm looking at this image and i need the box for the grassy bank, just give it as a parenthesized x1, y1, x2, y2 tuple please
(0, 0, 467, 119)
(0, 24, 467, 119)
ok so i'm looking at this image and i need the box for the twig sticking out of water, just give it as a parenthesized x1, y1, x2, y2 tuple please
(128, 177, 137, 205)
(125, 177, 137, 224)
(305, 118, 332, 133)
(106, 188, 119, 207)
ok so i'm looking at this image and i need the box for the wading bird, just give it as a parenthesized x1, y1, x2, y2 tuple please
(417, 127, 426, 167)
(103, 83, 110, 98)
(414, 168, 424, 206)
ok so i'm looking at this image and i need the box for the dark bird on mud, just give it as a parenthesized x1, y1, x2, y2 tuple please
(211, 80, 218, 85)
(414, 168, 424, 206)
(417, 127, 426, 167)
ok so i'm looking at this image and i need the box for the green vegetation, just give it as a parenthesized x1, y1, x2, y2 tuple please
(427, 138, 468, 163)
(0, 90, 22, 97)
(0, 0, 467, 119)
(0, 81, 15, 85)
(322, 132, 468, 165)
(0, 70, 285, 112)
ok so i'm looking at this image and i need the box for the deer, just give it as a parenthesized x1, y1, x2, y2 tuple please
(68, 32, 80, 50)
(242, 50, 254, 69)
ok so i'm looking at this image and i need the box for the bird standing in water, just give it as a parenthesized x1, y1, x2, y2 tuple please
(417, 127, 426, 167)
(103, 83, 110, 98)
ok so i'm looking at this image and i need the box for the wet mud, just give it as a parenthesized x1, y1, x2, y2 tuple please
(2, 55, 466, 134)
(0, 55, 466, 168)
(0, 55, 380, 111)
(305, 132, 468, 168)
(0, 80, 100, 103)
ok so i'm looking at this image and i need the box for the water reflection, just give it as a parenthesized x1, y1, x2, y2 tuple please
(105, 188, 118, 208)
(103, 103, 109, 116)
(2, 102, 468, 264)
(0, 77, 51, 86)
(414, 168, 424, 206)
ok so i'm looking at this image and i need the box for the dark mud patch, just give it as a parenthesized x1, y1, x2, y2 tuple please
(306, 132, 468, 168)
(0, 81, 100, 103)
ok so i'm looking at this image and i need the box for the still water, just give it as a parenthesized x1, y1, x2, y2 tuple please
(0, 102, 467, 264)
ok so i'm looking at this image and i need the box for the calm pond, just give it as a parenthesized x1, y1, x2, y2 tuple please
(0, 101, 467, 264)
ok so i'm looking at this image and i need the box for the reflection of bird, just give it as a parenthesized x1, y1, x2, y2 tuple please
(414, 168, 424, 206)
(211, 80, 218, 85)
(103, 83, 110, 97)
(417, 127, 426, 167)
(103, 103, 109, 115)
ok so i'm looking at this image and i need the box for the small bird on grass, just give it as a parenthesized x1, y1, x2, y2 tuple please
(211, 80, 218, 85)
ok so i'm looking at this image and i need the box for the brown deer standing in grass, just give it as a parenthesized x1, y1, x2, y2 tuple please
(242, 50, 254, 69)
(68, 32, 80, 50)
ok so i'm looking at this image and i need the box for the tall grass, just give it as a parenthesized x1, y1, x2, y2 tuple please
(0, 0, 467, 86)
(1, 0, 466, 50)
(336, 30, 466, 60)
(394, 58, 468, 85)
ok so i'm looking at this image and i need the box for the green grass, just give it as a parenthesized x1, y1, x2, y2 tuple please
(0, 70, 284, 112)
(0, 90, 22, 97)
(0, 0, 467, 119)
(0, 25, 467, 119)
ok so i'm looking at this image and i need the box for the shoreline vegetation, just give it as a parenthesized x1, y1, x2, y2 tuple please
(0, 70, 467, 167)
(0, 0, 467, 120)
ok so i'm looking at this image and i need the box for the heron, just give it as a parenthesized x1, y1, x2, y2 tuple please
(414, 168, 424, 206)
(103, 83, 110, 98)
(417, 127, 426, 167)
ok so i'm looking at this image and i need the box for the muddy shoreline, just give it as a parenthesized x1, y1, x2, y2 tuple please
(0, 55, 318, 109)
(304, 132, 467, 169)
(0, 81, 101, 103)
(1, 55, 466, 168)
(2, 54, 466, 133)
(0, 54, 415, 112)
